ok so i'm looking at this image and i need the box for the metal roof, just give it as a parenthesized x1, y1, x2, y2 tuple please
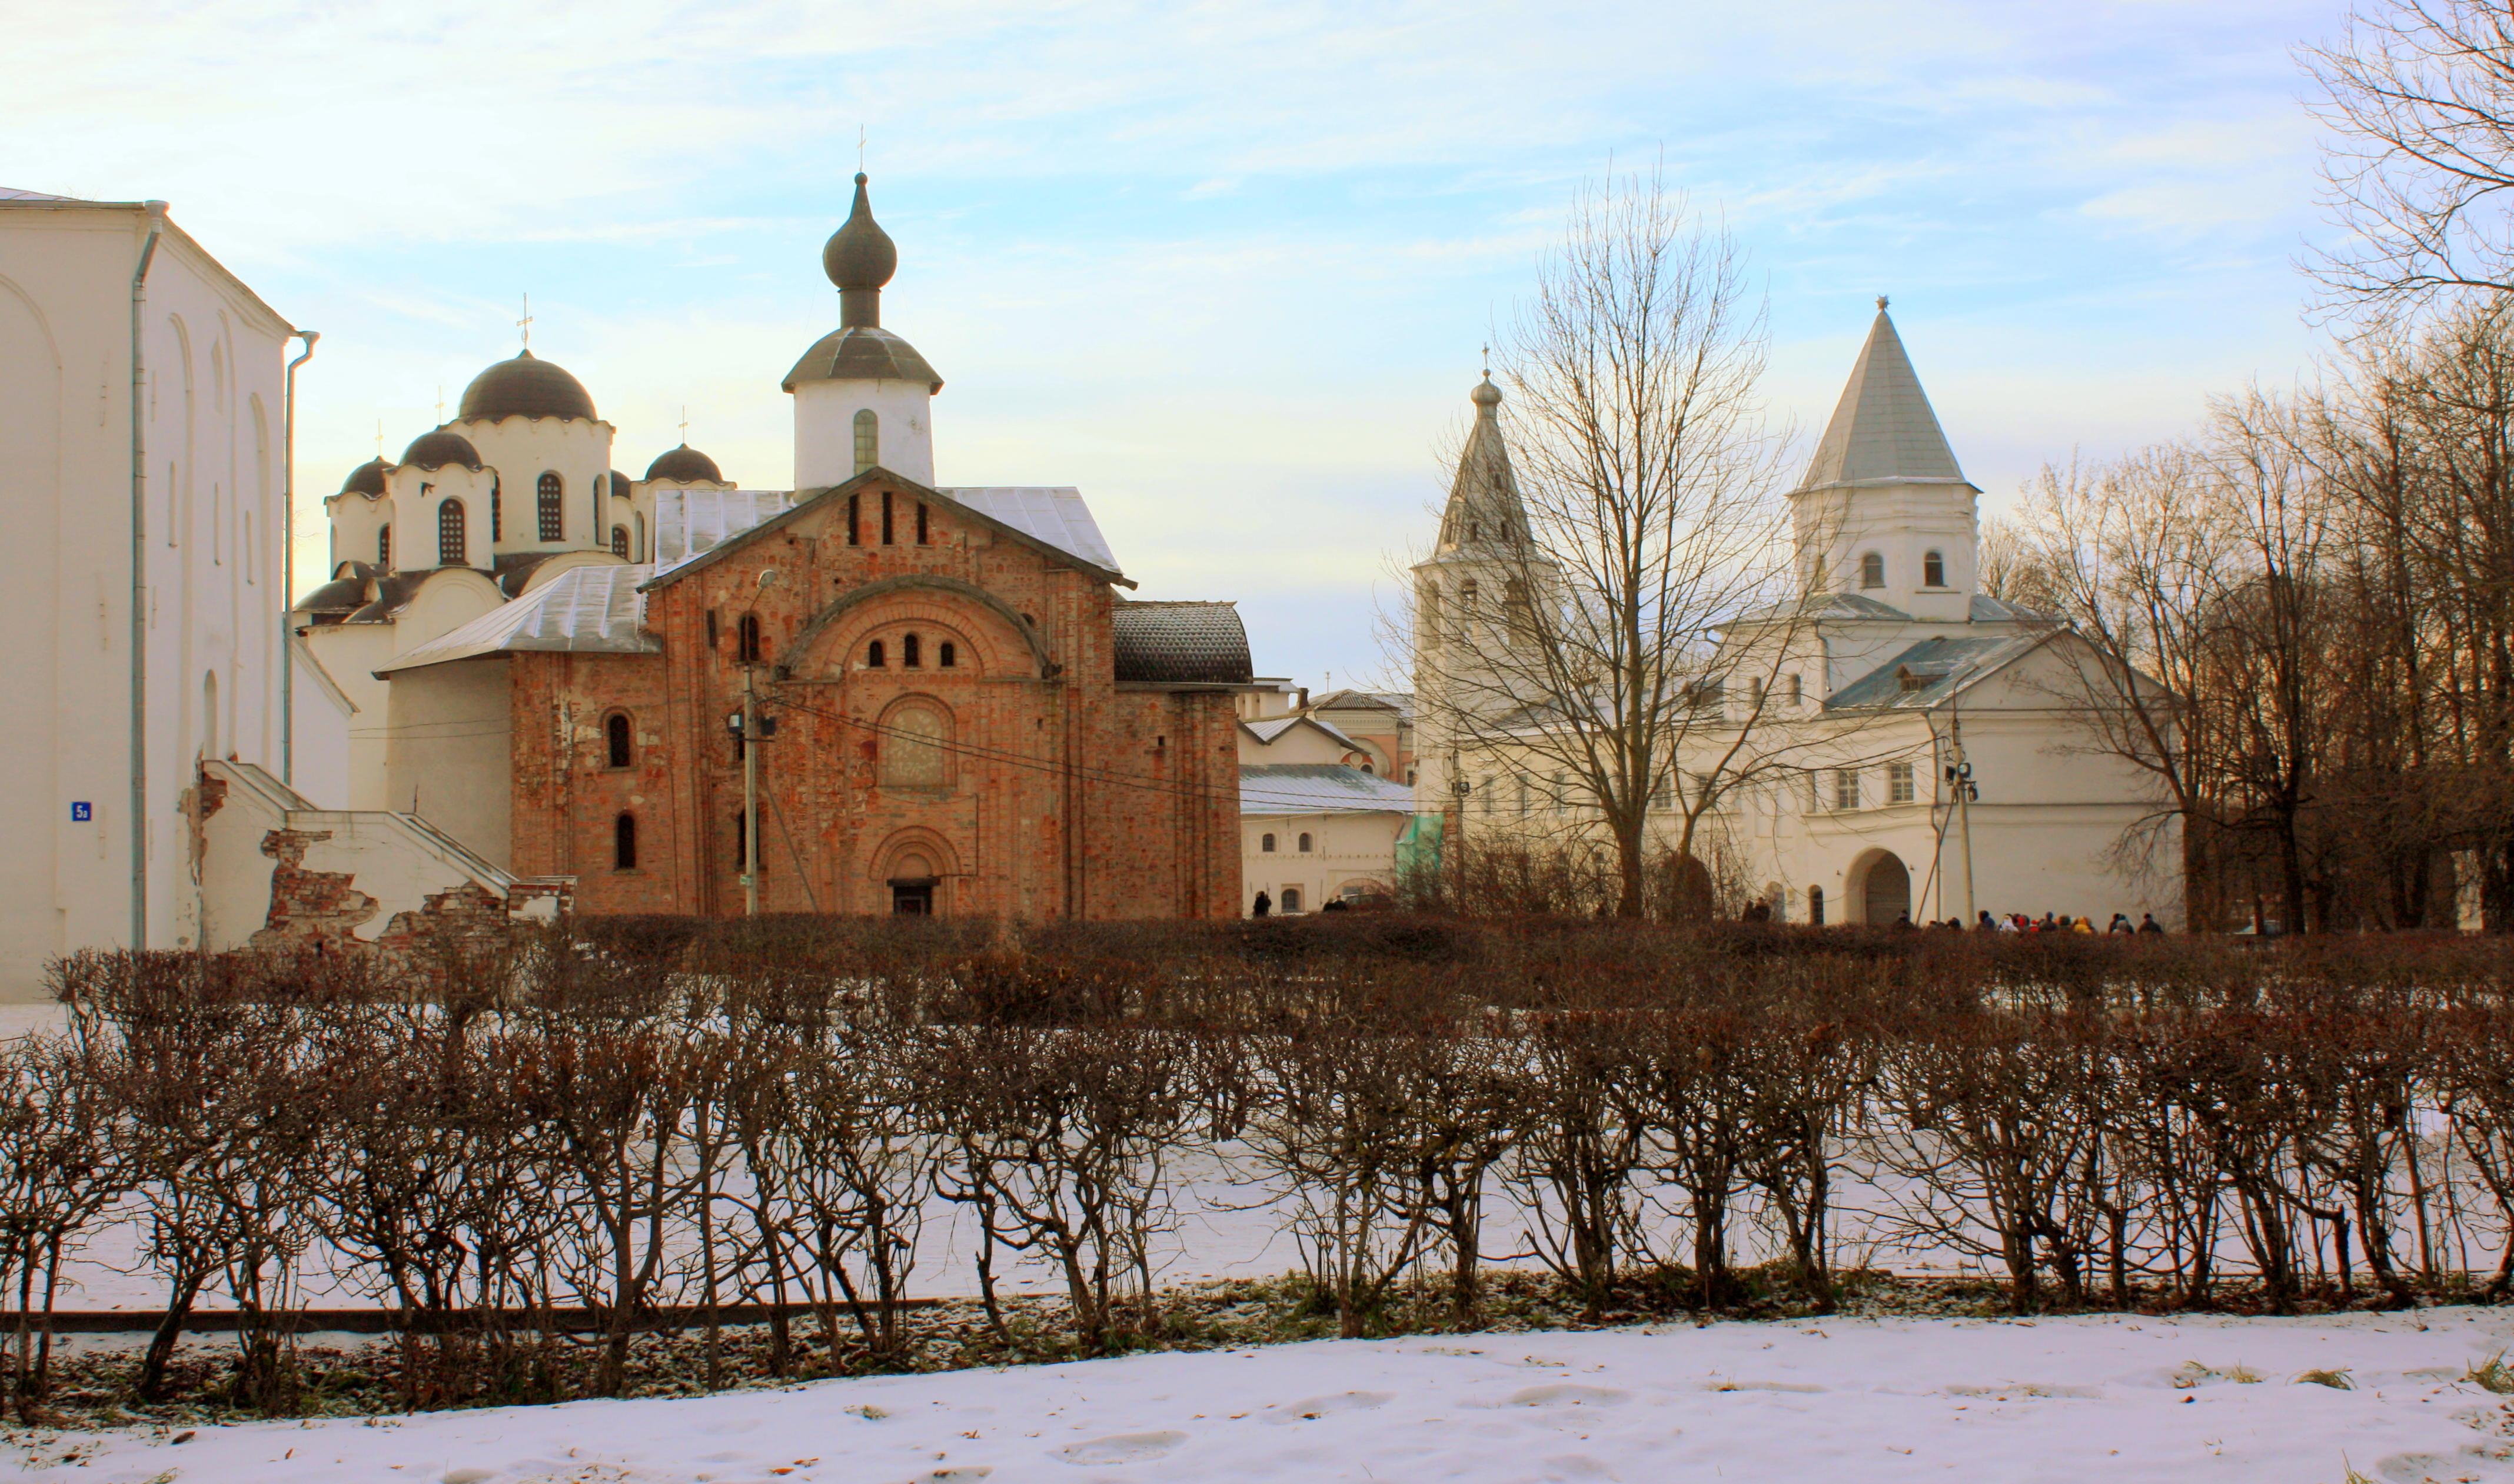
(1824, 633, 2054, 711)
(1309, 688, 1415, 722)
(1242, 714, 1364, 751)
(1241, 763, 1417, 816)
(0, 188, 80, 202)
(651, 488, 797, 576)
(1113, 600, 1253, 684)
(941, 487, 1123, 574)
(1798, 304, 1969, 491)
(376, 564, 659, 675)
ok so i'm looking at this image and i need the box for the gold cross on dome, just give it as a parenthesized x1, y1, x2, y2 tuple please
(518, 293, 533, 349)
(680, 405, 690, 442)
(435, 385, 444, 422)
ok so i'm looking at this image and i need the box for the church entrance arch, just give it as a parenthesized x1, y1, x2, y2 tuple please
(873, 829, 956, 917)
(1849, 849, 1911, 925)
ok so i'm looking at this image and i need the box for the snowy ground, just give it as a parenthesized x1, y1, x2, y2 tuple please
(16, 1309, 2514, 1483)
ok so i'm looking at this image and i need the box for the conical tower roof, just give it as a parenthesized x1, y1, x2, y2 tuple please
(1798, 300, 1967, 491)
(1438, 371, 1530, 550)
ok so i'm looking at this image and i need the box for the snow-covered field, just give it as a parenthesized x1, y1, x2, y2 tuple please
(16, 1309, 2514, 1483)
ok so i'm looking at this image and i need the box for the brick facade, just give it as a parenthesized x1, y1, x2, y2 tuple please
(506, 473, 1242, 920)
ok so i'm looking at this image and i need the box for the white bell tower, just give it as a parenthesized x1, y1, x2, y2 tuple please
(784, 172, 942, 488)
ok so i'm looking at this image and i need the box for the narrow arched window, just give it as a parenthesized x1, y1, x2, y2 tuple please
(1923, 549, 1946, 587)
(866, 639, 886, 668)
(939, 641, 956, 668)
(437, 498, 467, 567)
(738, 613, 763, 665)
(1859, 551, 1884, 589)
(916, 502, 929, 544)
(611, 525, 629, 558)
(490, 481, 503, 541)
(1298, 831, 1313, 853)
(1261, 833, 1276, 853)
(880, 490, 895, 545)
(853, 409, 878, 474)
(846, 494, 862, 546)
(537, 472, 564, 541)
(614, 813, 637, 870)
(378, 524, 392, 570)
(1808, 885, 1826, 926)
(880, 701, 950, 787)
(903, 633, 922, 668)
(606, 713, 632, 768)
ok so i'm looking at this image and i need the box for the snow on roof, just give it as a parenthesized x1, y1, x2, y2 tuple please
(940, 487, 1121, 574)
(1241, 763, 1415, 816)
(1824, 632, 2053, 711)
(376, 563, 658, 675)
(651, 488, 797, 577)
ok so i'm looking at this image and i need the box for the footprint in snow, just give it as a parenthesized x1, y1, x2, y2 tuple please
(1497, 1384, 1631, 1409)
(1263, 1390, 1395, 1423)
(1055, 1430, 1189, 1465)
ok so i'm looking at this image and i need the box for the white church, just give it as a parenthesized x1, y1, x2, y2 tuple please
(1413, 302, 2183, 926)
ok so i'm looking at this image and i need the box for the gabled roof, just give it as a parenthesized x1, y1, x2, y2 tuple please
(940, 487, 1122, 573)
(640, 470, 1132, 593)
(1824, 632, 2058, 711)
(1113, 601, 1252, 684)
(1308, 688, 1414, 722)
(376, 564, 659, 676)
(1798, 304, 1969, 491)
(1242, 714, 1364, 751)
(1240, 763, 1416, 816)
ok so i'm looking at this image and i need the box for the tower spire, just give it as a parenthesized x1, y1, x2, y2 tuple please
(822, 173, 898, 330)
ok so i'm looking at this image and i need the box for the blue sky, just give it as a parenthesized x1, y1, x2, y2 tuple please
(16, 0, 2342, 689)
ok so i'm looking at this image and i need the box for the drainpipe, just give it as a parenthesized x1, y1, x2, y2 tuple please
(128, 202, 165, 952)
(281, 330, 319, 786)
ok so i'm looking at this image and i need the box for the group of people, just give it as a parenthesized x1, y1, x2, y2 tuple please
(1893, 910, 2166, 934)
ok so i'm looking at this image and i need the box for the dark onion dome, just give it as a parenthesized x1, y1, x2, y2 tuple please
(610, 468, 632, 498)
(645, 443, 723, 483)
(400, 428, 483, 470)
(823, 172, 898, 295)
(338, 457, 390, 497)
(457, 348, 597, 422)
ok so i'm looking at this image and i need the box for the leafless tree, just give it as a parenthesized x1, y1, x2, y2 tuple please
(1414, 167, 1805, 917)
(2303, 0, 2514, 317)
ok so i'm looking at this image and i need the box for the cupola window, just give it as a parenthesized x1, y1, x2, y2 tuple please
(853, 409, 878, 474)
(1923, 550, 1946, 588)
(378, 525, 392, 570)
(437, 498, 467, 567)
(903, 633, 922, 668)
(490, 483, 503, 541)
(537, 472, 564, 541)
(611, 525, 629, 558)
(1859, 552, 1884, 589)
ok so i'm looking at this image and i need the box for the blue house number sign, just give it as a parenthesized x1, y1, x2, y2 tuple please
(70, 802, 92, 822)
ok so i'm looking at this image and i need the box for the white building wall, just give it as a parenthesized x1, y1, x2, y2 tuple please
(793, 378, 935, 487)
(1242, 811, 1408, 914)
(0, 201, 297, 997)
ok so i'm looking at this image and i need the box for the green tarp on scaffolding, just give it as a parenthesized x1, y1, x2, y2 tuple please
(1394, 812, 1444, 884)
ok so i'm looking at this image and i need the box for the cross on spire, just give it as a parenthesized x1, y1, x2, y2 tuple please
(1876, 294, 1890, 311)
(680, 404, 690, 442)
(435, 384, 444, 422)
(517, 292, 533, 349)
(375, 420, 383, 457)
(857, 125, 866, 173)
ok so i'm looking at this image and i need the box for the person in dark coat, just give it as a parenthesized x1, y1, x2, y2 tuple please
(2139, 912, 2164, 933)
(1251, 890, 1272, 919)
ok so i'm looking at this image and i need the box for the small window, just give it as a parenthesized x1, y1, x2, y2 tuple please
(1888, 760, 1915, 804)
(606, 713, 633, 769)
(866, 639, 886, 668)
(1834, 769, 1860, 811)
(611, 525, 629, 558)
(1298, 832, 1313, 853)
(939, 641, 956, 668)
(537, 472, 564, 541)
(1261, 833, 1276, 853)
(1808, 885, 1825, 926)
(706, 610, 720, 650)
(614, 813, 637, 871)
(1804, 770, 1821, 811)
(1517, 778, 1531, 817)
(490, 483, 503, 541)
(738, 613, 763, 665)
(916, 503, 929, 545)
(378, 524, 392, 570)
(1787, 673, 1803, 704)
(1653, 773, 1671, 810)
(853, 408, 878, 474)
(903, 633, 922, 668)
(881, 490, 895, 545)
(847, 494, 861, 546)
(1281, 887, 1303, 913)
(1858, 551, 1884, 589)
(1923, 550, 1946, 588)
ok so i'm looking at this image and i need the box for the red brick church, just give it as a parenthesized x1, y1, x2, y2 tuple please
(350, 175, 1249, 920)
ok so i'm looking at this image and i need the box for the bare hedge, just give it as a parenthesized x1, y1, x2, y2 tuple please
(6, 917, 2513, 1417)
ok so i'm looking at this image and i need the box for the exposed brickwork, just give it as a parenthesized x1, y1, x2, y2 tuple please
(506, 475, 1243, 920)
(250, 828, 382, 949)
